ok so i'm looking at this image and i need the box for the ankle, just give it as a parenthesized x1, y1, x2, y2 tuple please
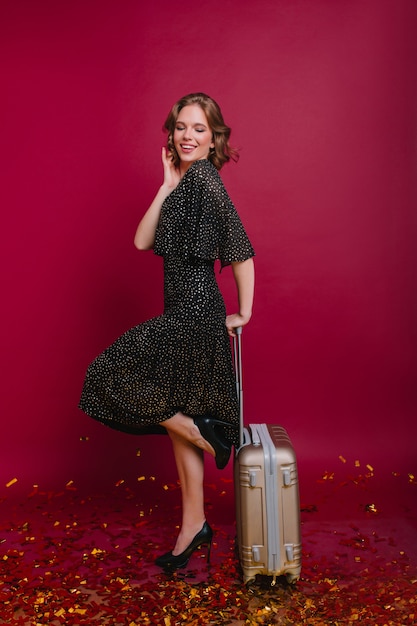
(173, 520, 207, 554)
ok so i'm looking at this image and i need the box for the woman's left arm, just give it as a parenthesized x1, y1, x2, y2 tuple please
(226, 258, 255, 337)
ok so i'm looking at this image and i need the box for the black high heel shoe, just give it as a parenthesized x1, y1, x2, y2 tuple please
(155, 521, 213, 570)
(193, 416, 232, 470)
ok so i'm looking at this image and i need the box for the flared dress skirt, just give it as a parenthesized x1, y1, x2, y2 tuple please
(79, 256, 240, 447)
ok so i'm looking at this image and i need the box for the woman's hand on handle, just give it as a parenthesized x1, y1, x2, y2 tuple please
(226, 313, 250, 337)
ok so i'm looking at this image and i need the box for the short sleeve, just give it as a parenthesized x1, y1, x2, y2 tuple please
(217, 201, 255, 269)
(154, 160, 255, 269)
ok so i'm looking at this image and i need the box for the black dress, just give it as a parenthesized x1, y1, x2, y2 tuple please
(79, 160, 255, 448)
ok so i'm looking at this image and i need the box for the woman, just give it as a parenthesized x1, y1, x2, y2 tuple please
(79, 93, 255, 569)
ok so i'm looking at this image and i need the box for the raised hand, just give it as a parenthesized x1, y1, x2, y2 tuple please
(162, 147, 181, 190)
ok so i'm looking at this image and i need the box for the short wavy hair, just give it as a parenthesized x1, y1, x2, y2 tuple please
(163, 93, 238, 171)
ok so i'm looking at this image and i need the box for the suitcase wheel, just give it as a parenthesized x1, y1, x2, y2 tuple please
(286, 573, 299, 585)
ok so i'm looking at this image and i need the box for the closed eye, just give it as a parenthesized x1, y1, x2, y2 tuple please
(175, 125, 208, 132)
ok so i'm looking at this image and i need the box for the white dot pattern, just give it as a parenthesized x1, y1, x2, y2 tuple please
(79, 160, 255, 448)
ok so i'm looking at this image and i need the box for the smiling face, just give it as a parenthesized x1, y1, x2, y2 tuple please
(173, 104, 214, 173)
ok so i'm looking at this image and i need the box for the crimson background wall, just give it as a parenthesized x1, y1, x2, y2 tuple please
(1, 0, 416, 495)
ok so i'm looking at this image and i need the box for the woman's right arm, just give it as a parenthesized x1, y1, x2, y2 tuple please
(134, 148, 180, 250)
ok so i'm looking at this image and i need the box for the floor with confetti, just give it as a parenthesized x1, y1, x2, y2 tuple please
(1, 454, 416, 625)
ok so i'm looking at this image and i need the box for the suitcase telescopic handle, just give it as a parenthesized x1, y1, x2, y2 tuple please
(233, 327, 244, 448)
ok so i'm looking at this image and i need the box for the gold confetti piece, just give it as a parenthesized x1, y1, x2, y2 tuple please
(150, 475, 156, 481)
(163, 484, 169, 490)
(366, 464, 374, 472)
(136, 448, 141, 456)
(355, 459, 360, 467)
(304, 599, 316, 609)
(53, 521, 60, 527)
(66, 480, 74, 487)
(6, 478, 17, 488)
(116, 576, 128, 584)
(137, 476, 146, 482)
(115, 479, 125, 487)
(339, 455, 346, 463)
(79, 436, 89, 441)
(34, 595, 45, 605)
(55, 608, 66, 617)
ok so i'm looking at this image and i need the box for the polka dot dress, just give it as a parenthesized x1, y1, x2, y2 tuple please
(79, 160, 255, 448)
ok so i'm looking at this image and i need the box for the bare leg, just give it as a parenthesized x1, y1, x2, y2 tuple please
(162, 412, 216, 458)
(160, 410, 236, 557)
(168, 431, 206, 555)
(162, 412, 212, 555)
